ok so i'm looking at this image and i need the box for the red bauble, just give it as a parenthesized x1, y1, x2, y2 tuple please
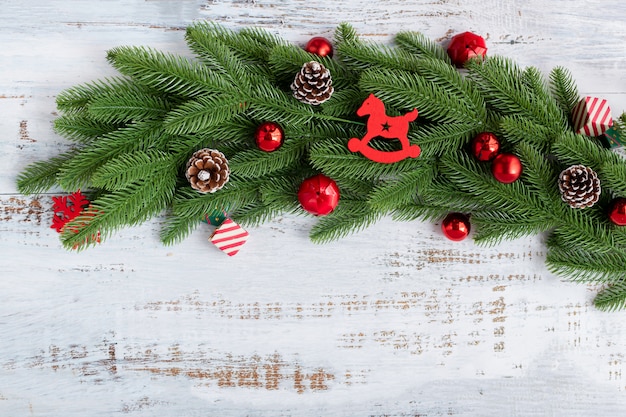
(471, 132, 500, 161)
(492, 153, 522, 184)
(447, 31, 487, 67)
(254, 121, 284, 152)
(305, 37, 333, 58)
(608, 198, 626, 226)
(441, 213, 471, 241)
(298, 174, 340, 216)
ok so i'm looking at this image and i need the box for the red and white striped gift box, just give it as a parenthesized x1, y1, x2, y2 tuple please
(571, 96, 613, 136)
(209, 218, 249, 256)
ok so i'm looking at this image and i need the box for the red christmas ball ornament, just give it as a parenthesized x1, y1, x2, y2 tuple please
(254, 121, 284, 152)
(447, 31, 487, 67)
(305, 37, 333, 58)
(441, 213, 471, 241)
(608, 198, 626, 226)
(492, 153, 522, 184)
(471, 132, 500, 161)
(298, 174, 340, 216)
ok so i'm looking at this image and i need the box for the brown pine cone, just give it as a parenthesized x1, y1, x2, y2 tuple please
(558, 164, 601, 208)
(291, 61, 334, 105)
(185, 148, 230, 193)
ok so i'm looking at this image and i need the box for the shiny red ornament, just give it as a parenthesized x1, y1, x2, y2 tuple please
(305, 37, 333, 57)
(608, 198, 626, 226)
(254, 121, 284, 152)
(471, 132, 500, 161)
(447, 31, 487, 67)
(298, 174, 340, 216)
(441, 213, 471, 241)
(492, 153, 522, 184)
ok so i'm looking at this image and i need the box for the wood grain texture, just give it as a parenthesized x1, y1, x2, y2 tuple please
(1, 1, 626, 416)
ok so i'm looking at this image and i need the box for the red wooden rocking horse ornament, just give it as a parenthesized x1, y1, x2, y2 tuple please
(348, 94, 421, 164)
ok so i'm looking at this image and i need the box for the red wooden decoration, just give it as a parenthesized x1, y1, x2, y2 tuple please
(348, 94, 421, 164)
(51, 190, 91, 233)
(51, 190, 101, 248)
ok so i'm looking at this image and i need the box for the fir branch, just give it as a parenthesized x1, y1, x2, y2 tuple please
(163, 94, 247, 136)
(54, 114, 121, 143)
(546, 237, 626, 283)
(56, 121, 166, 190)
(61, 170, 177, 249)
(90, 149, 175, 191)
(411, 58, 486, 121)
(594, 280, 626, 312)
(238, 26, 291, 60)
(550, 209, 626, 256)
(320, 87, 366, 118)
(87, 91, 171, 124)
(338, 41, 421, 72)
(229, 202, 287, 228)
(334, 22, 359, 47)
(439, 152, 547, 217)
(160, 211, 203, 246)
(368, 160, 436, 210)
(516, 142, 561, 203)
(359, 68, 481, 124)
(309, 139, 424, 180)
(56, 77, 147, 113)
(549, 66, 580, 118)
(228, 138, 308, 179)
(309, 199, 382, 243)
(171, 179, 263, 220)
(395, 31, 452, 64)
(391, 202, 451, 223)
(248, 83, 361, 128)
(106, 46, 235, 97)
(499, 115, 554, 151)
(16, 151, 79, 195)
(413, 123, 479, 158)
(467, 57, 565, 132)
(259, 175, 301, 210)
(472, 211, 554, 245)
(420, 179, 489, 214)
(167, 116, 257, 162)
(185, 24, 262, 86)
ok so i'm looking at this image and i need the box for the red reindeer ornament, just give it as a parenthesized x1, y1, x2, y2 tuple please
(348, 94, 421, 164)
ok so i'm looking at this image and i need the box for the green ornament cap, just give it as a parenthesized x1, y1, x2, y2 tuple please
(203, 211, 227, 226)
(601, 126, 625, 149)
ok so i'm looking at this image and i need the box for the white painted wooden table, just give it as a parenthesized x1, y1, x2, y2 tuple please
(1, 1, 626, 416)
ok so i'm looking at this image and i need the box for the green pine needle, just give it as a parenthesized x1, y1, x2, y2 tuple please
(549, 66, 580, 118)
(395, 31, 452, 64)
(107, 45, 234, 97)
(594, 280, 626, 312)
(309, 199, 382, 243)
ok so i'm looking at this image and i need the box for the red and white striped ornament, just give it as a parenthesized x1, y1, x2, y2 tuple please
(209, 218, 249, 256)
(571, 96, 613, 136)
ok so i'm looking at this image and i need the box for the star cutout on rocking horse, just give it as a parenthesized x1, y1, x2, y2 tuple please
(348, 94, 421, 164)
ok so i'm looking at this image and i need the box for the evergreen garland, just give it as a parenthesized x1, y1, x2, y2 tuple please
(16, 22, 626, 311)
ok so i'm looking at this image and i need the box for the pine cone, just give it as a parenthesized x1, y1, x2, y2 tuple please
(185, 148, 230, 193)
(558, 164, 601, 208)
(291, 61, 334, 105)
